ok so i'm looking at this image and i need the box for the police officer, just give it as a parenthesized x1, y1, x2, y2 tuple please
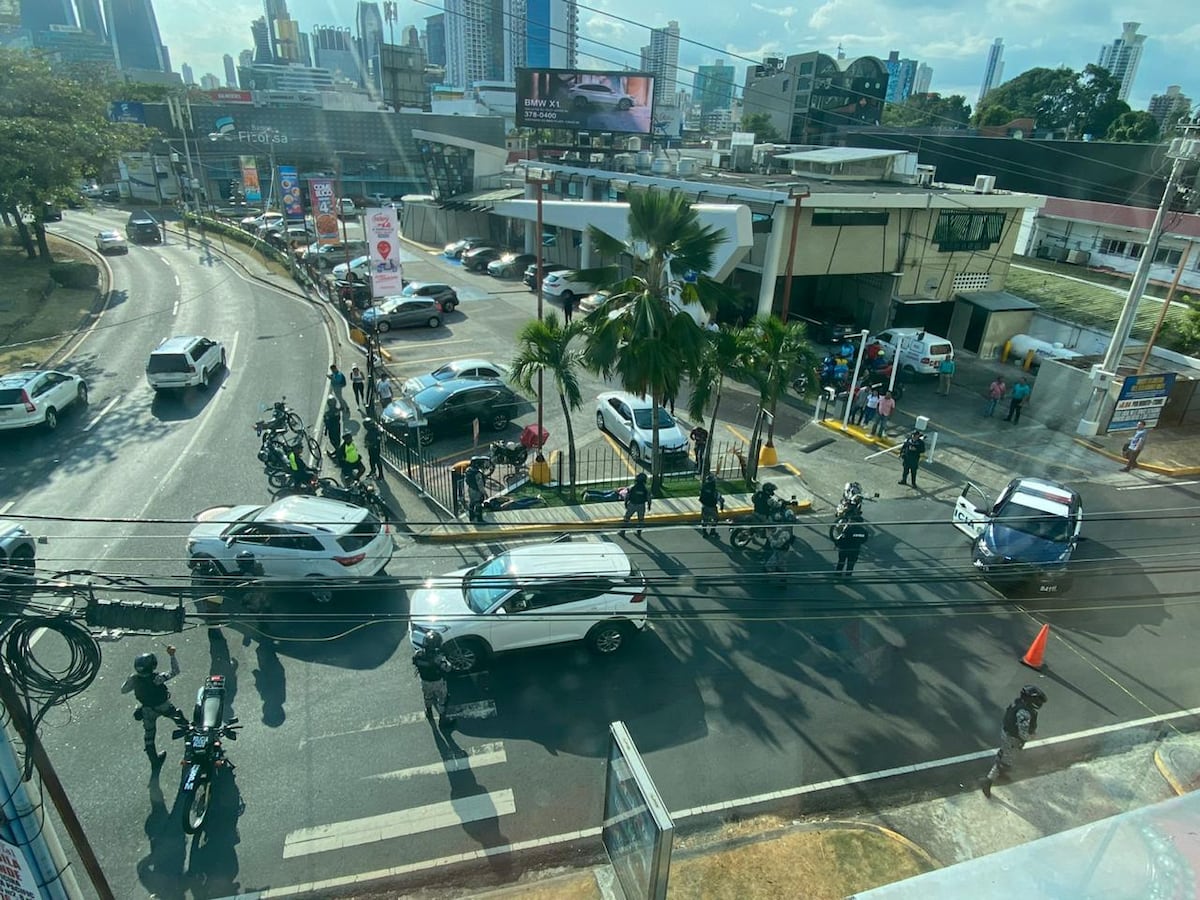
(751, 481, 779, 522)
(898, 429, 926, 488)
(414, 633, 455, 731)
(619, 472, 651, 537)
(338, 433, 366, 482)
(981, 684, 1047, 798)
(764, 508, 797, 573)
(698, 473, 724, 537)
(363, 418, 385, 479)
(322, 395, 342, 457)
(464, 460, 487, 523)
(832, 512, 871, 575)
(120, 646, 188, 768)
(287, 444, 313, 488)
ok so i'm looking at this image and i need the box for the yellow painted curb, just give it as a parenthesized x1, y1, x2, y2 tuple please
(818, 418, 894, 448)
(1071, 437, 1200, 477)
(758, 444, 779, 465)
(1154, 747, 1190, 797)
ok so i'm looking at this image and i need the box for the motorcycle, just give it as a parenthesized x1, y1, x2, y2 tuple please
(285, 475, 396, 522)
(172, 675, 240, 834)
(254, 397, 305, 437)
(730, 496, 802, 549)
(468, 441, 529, 478)
(836, 481, 864, 520)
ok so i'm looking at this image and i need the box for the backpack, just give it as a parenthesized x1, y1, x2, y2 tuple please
(332, 370, 346, 388)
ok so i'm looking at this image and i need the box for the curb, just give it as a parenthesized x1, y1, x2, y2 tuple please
(817, 418, 898, 449)
(36, 233, 114, 368)
(1070, 436, 1200, 477)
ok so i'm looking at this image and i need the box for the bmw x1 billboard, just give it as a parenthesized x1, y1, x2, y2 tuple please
(516, 68, 656, 135)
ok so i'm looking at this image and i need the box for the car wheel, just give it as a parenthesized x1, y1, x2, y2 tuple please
(901, 364, 917, 380)
(573, 96, 589, 109)
(596, 410, 605, 430)
(199, 368, 210, 389)
(219, 350, 227, 371)
(418, 429, 434, 447)
(376, 320, 391, 333)
(43, 407, 58, 430)
(442, 300, 457, 313)
(617, 99, 633, 111)
(189, 555, 226, 582)
(488, 412, 510, 431)
(588, 621, 629, 656)
(427, 316, 441, 328)
(76, 383, 88, 406)
(443, 638, 489, 673)
(630, 440, 642, 461)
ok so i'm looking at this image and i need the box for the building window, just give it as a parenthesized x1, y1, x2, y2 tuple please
(811, 209, 890, 226)
(952, 272, 992, 292)
(1154, 247, 1183, 266)
(932, 211, 1005, 252)
(799, 61, 814, 75)
(1099, 238, 1128, 256)
(1128, 243, 1144, 258)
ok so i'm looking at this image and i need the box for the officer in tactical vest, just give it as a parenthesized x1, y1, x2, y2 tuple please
(981, 684, 1047, 798)
(121, 646, 188, 769)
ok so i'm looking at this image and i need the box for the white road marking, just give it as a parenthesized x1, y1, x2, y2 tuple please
(281, 789, 516, 858)
(173, 273, 180, 286)
(172, 298, 179, 315)
(0, 501, 14, 515)
(298, 701, 497, 748)
(1118, 480, 1200, 491)
(83, 395, 121, 432)
(364, 743, 506, 782)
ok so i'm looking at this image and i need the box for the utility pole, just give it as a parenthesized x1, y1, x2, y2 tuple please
(1076, 124, 1200, 436)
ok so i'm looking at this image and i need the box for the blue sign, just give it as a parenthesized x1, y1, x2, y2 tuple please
(109, 101, 146, 125)
(278, 166, 304, 220)
(1109, 372, 1176, 431)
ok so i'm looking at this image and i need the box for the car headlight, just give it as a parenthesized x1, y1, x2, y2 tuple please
(1057, 547, 1072, 562)
(975, 541, 994, 558)
(413, 623, 449, 635)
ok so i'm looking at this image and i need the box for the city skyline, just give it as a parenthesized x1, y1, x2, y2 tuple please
(136, 1, 1190, 111)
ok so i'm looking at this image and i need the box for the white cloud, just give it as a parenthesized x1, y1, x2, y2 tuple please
(749, 4, 798, 18)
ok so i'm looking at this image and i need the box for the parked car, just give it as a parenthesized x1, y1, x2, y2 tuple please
(444, 237, 493, 259)
(0, 520, 40, 588)
(595, 391, 689, 461)
(523, 262, 568, 290)
(401, 359, 509, 396)
(461, 245, 505, 272)
(145, 335, 227, 392)
(870, 328, 954, 377)
(542, 269, 596, 303)
(379, 378, 521, 445)
(567, 83, 637, 110)
(332, 255, 373, 280)
(409, 537, 648, 672)
(487, 252, 537, 278)
(361, 297, 443, 332)
(186, 495, 394, 603)
(400, 282, 459, 313)
(304, 241, 367, 269)
(953, 477, 1083, 593)
(0, 369, 88, 431)
(126, 210, 161, 245)
(95, 229, 128, 255)
(338, 198, 358, 218)
(40, 203, 63, 222)
(240, 211, 283, 233)
(577, 290, 611, 315)
(797, 316, 861, 346)
(366, 193, 393, 207)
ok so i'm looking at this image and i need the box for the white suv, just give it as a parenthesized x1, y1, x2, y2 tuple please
(409, 538, 648, 671)
(146, 335, 226, 392)
(0, 369, 88, 431)
(541, 270, 596, 303)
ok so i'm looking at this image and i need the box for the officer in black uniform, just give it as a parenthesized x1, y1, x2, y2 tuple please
(120, 646, 188, 768)
(981, 684, 1047, 798)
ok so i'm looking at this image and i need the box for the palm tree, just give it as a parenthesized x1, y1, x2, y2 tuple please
(509, 313, 587, 498)
(578, 188, 728, 494)
(741, 315, 818, 455)
(685, 325, 751, 474)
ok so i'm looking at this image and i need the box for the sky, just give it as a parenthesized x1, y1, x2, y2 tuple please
(152, 0, 1197, 113)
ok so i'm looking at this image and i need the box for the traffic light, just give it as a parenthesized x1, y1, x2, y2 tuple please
(86, 598, 184, 633)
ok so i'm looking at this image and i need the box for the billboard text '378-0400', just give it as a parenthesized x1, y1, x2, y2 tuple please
(516, 69, 656, 136)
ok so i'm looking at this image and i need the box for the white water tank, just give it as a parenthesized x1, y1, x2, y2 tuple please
(635, 150, 653, 172)
(677, 158, 699, 176)
(613, 153, 633, 172)
(650, 154, 673, 175)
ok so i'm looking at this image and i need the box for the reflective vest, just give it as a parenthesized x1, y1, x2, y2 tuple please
(342, 442, 360, 464)
(288, 450, 300, 471)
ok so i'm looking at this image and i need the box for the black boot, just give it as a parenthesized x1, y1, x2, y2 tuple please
(980, 776, 993, 799)
(146, 747, 167, 768)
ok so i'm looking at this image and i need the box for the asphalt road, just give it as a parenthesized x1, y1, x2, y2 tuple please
(7, 218, 1200, 898)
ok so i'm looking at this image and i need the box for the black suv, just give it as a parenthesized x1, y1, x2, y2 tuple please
(126, 210, 162, 245)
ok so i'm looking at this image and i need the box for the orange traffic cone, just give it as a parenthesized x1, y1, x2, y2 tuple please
(1021, 624, 1050, 670)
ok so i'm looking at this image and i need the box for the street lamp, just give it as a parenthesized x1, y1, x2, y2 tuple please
(525, 166, 554, 485)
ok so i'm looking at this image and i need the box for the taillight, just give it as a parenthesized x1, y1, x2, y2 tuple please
(20, 390, 35, 413)
(629, 591, 647, 604)
(333, 553, 366, 566)
(187, 365, 196, 373)
(921, 357, 931, 365)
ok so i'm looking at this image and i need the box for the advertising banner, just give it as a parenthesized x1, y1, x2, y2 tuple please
(309, 178, 339, 245)
(516, 68, 656, 135)
(365, 207, 402, 298)
(108, 101, 146, 124)
(278, 166, 303, 220)
(0, 837, 39, 899)
(239, 156, 261, 202)
(1108, 372, 1176, 431)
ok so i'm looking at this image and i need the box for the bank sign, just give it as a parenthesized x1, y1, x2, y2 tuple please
(1109, 372, 1176, 431)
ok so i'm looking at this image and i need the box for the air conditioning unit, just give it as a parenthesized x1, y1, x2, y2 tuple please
(917, 165, 936, 187)
(974, 174, 997, 194)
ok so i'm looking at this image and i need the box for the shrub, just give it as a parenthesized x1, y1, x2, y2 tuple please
(49, 261, 99, 289)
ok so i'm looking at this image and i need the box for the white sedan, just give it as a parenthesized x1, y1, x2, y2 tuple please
(595, 391, 689, 461)
(332, 255, 372, 280)
(94, 229, 128, 254)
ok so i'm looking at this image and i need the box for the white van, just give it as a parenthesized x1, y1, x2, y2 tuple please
(871, 328, 954, 377)
(338, 198, 358, 218)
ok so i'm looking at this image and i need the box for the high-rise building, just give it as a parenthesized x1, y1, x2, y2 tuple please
(693, 59, 735, 116)
(883, 51, 918, 104)
(105, 0, 168, 72)
(503, 0, 577, 79)
(181, 62, 194, 85)
(20, 0, 77, 32)
(238, 49, 254, 70)
(641, 20, 679, 109)
(444, 0, 504, 89)
(250, 18, 272, 64)
(1098, 21, 1145, 102)
(356, 1, 385, 91)
(977, 37, 1004, 105)
(1148, 85, 1192, 128)
(223, 53, 238, 87)
(913, 62, 933, 95)
(312, 25, 362, 84)
(401, 24, 420, 47)
(200, 72, 220, 89)
(425, 13, 446, 67)
(75, 0, 107, 41)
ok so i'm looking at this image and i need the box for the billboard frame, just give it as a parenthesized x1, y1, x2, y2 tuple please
(602, 721, 673, 900)
(516, 67, 657, 136)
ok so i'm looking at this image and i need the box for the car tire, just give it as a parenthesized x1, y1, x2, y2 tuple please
(488, 412, 510, 431)
(617, 99, 633, 111)
(199, 368, 210, 389)
(376, 320, 391, 333)
(76, 383, 88, 406)
(573, 96, 589, 109)
(427, 316, 441, 328)
(189, 555, 226, 582)
(442, 301, 457, 313)
(596, 411, 605, 430)
(43, 407, 58, 431)
(588, 621, 629, 656)
(630, 440, 642, 461)
(443, 638, 489, 673)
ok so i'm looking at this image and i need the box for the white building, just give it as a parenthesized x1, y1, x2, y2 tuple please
(978, 38, 1004, 105)
(1098, 22, 1146, 103)
(641, 20, 679, 110)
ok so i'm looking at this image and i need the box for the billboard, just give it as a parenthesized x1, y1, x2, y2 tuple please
(109, 101, 146, 124)
(308, 178, 339, 245)
(516, 68, 655, 135)
(365, 207, 402, 297)
(239, 156, 261, 202)
(278, 166, 303, 220)
(1109, 372, 1176, 431)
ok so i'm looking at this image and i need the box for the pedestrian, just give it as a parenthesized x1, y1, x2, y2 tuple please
(561, 294, 573, 324)
(328, 364, 349, 411)
(465, 459, 487, 522)
(981, 684, 1047, 798)
(898, 429, 926, 487)
(984, 376, 1006, 417)
(619, 472, 651, 537)
(338, 433, 366, 482)
(662, 389, 676, 416)
(690, 424, 709, 472)
(350, 364, 366, 408)
(863, 387, 881, 427)
(413, 633, 455, 731)
(938, 354, 956, 395)
(120, 646, 188, 769)
(322, 396, 342, 456)
(376, 374, 394, 411)
(1004, 377, 1032, 423)
(871, 390, 896, 437)
(363, 418, 385, 478)
(849, 383, 870, 426)
(832, 512, 871, 575)
(698, 472, 724, 537)
(1121, 419, 1149, 472)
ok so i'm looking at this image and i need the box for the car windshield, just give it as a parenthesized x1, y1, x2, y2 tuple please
(464, 553, 515, 613)
(994, 501, 1072, 542)
(336, 513, 380, 552)
(408, 387, 442, 413)
(632, 407, 676, 430)
(929, 342, 953, 355)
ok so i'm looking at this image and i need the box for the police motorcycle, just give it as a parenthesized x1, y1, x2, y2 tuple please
(172, 675, 241, 834)
(730, 483, 802, 549)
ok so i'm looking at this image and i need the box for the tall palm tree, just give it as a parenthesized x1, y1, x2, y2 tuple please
(741, 315, 818, 453)
(685, 325, 751, 474)
(509, 313, 587, 498)
(578, 188, 728, 494)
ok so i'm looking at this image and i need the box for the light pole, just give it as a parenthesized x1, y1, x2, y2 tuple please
(779, 184, 810, 324)
(526, 166, 554, 484)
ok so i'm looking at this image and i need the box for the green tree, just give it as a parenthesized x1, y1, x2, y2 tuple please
(976, 104, 1016, 126)
(1075, 64, 1130, 137)
(974, 66, 1077, 128)
(882, 94, 971, 128)
(739, 315, 818, 457)
(0, 49, 149, 259)
(685, 325, 752, 474)
(509, 313, 587, 499)
(1105, 110, 1160, 143)
(740, 112, 781, 143)
(579, 188, 728, 494)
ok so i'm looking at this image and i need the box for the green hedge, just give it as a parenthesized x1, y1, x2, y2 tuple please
(49, 260, 99, 288)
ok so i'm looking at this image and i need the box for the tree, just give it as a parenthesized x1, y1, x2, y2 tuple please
(739, 315, 817, 457)
(1075, 64, 1130, 138)
(739, 112, 781, 143)
(579, 188, 728, 495)
(974, 66, 1077, 128)
(685, 326, 752, 474)
(976, 104, 1016, 127)
(882, 94, 971, 128)
(1106, 110, 1160, 143)
(0, 49, 149, 259)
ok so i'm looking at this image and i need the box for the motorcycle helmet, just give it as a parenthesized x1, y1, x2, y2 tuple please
(1020, 685, 1048, 708)
(134, 652, 158, 676)
(635, 472, 647, 483)
(761, 482, 777, 495)
(422, 632, 444, 652)
(326, 394, 338, 409)
(236, 551, 257, 573)
(704, 473, 716, 484)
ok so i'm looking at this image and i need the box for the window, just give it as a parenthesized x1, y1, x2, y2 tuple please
(1099, 238, 1128, 256)
(1127, 243, 1144, 258)
(932, 211, 1005, 252)
(1154, 247, 1183, 266)
(811, 209, 890, 227)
